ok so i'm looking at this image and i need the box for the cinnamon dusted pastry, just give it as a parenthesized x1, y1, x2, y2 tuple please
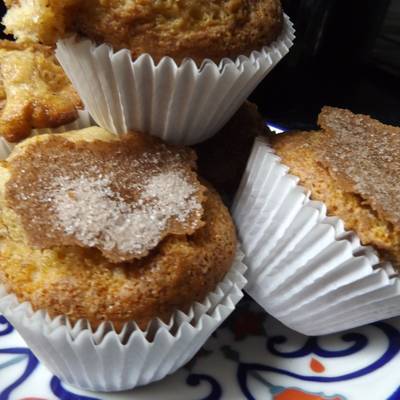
(3, 0, 283, 63)
(270, 106, 400, 269)
(0, 127, 237, 329)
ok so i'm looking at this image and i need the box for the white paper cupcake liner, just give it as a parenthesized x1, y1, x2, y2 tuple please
(0, 110, 94, 159)
(0, 249, 246, 391)
(232, 136, 400, 336)
(55, 15, 294, 145)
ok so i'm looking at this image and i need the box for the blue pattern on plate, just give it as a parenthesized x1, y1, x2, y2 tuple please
(186, 374, 222, 400)
(1, 302, 400, 399)
(0, 315, 99, 400)
(50, 377, 100, 400)
(236, 321, 400, 399)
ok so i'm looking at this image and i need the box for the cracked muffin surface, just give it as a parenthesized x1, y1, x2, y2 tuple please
(0, 40, 82, 142)
(3, 0, 283, 63)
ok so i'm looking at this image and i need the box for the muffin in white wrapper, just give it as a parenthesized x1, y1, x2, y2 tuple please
(55, 15, 294, 145)
(0, 110, 94, 158)
(0, 249, 246, 392)
(232, 136, 400, 336)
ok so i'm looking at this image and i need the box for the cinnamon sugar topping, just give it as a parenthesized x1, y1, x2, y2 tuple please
(51, 171, 202, 257)
(5, 130, 206, 262)
(318, 106, 400, 226)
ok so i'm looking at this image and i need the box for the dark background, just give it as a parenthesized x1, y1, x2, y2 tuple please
(249, 0, 400, 131)
(1, 0, 399, 131)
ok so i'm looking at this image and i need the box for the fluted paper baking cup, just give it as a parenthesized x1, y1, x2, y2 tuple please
(233, 136, 400, 336)
(0, 110, 94, 159)
(0, 249, 246, 391)
(55, 15, 294, 145)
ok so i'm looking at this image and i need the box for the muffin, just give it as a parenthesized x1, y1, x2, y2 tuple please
(0, 126, 238, 327)
(4, 0, 283, 63)
(0, 127, 245, 391)
(2, 0, 293, 145)
(270, 106, 400, 270)
(195, 101, 269, 199)
(0, 40, 82, 142)
(233, 107, 400, 336)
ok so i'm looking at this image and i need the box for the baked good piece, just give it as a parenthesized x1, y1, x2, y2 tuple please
(195, 101, 269, 199)
(0, 40, 82, 142)
(0, 128, 237, 329)
(270, 106, 400, 269)
(3, 0, 283, 63)
(2, 127, 206, 262)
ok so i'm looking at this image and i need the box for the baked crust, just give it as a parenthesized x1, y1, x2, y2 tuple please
(3, 0, 283, 63)
(270, 108, 400, 269)
(0, 183, 236, 330)
(0, 40, 82, 142)
(3, 128, 206, 263)
(317, 106, 400, 228)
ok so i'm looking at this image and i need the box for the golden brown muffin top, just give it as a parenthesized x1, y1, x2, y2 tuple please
(270, 129, 400, 268)
(270, 107, 400, 269)
(0, 40, 82, 142)
(0, 184, 237, 330)
(316, 107, 400, 228)
(3, 128, 206, 262)
(3, 0, 283, 63)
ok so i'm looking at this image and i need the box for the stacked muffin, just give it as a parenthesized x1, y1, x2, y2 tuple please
(0, 0, 291, 392)
(233, 107, 400, 335)
(9, 0, 294, 143)
(4, 0, 284, 62)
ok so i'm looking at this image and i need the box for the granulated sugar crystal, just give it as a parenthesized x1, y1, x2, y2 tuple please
(51, 170, 202, 257)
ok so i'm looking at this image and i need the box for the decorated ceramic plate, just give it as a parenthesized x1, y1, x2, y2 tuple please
(0, 298, 400, 400)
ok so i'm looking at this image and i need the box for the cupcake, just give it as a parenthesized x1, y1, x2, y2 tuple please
(195, 101, 269, 198)
(271, 107, 400, 268)
(233, 106, 400, 335)
(4, 0, 283, 63)
(0, 40, 83, 143)
(2, 0, 294, 144)
(0, 127, 246, 390)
